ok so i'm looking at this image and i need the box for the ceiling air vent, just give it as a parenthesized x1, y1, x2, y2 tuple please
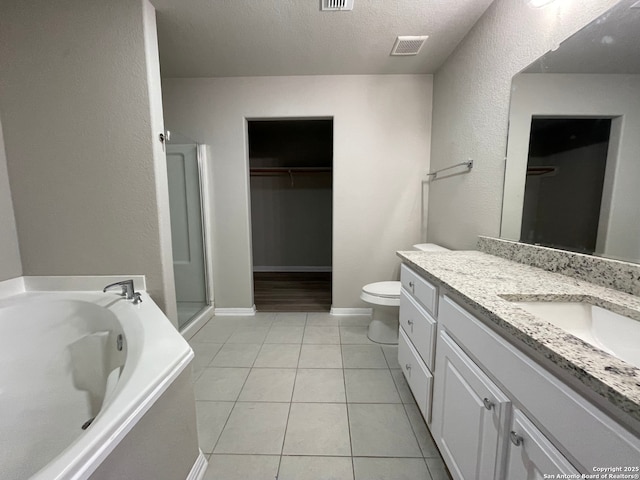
(321, 0, 354, 11)
(390, 36, 429, 56)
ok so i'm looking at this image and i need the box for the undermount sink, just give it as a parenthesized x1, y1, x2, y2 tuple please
(512, 301, 640, 369)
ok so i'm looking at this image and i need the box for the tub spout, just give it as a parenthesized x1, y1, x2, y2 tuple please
(103, 280, 136, 300)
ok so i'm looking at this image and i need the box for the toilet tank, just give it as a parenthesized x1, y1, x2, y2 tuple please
(412, 243, 450, 252)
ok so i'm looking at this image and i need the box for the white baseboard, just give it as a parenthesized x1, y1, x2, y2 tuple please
(180, 305, 214, 341)
(185, 450, 208, 480)
(330, 307, 372, 316)
(214, 306, 257, 316)
(253, 266, 332, 272)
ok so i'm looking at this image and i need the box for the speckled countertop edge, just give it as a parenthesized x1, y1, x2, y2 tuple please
(397, 250, 640, 422)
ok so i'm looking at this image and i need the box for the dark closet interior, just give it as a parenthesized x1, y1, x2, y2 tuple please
(521, 117, 611, 254)
(248, 119, 333, 311)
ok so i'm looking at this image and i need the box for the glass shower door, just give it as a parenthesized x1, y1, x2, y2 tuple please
(166, 133, 209, 329)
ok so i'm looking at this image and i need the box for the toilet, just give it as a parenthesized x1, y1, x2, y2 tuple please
(361, 243, 450, 344)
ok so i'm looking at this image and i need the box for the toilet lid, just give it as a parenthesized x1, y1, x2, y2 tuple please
(362, 281, 401, 298)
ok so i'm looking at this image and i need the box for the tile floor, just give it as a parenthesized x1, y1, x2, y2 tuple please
(189, 312, 451, 480)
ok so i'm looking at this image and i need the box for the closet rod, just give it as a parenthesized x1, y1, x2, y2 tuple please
(249, 167, 332, 175)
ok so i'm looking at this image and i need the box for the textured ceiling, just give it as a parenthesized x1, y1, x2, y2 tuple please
(151, 0, 494, 78)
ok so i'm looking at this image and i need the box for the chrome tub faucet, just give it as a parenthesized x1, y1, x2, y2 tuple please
(103, 279, 142, 304)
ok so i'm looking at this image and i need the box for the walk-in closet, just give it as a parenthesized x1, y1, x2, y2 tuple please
(248, 119, 333, 311)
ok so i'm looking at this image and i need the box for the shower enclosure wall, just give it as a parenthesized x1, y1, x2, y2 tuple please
(165, 132, 212, 330)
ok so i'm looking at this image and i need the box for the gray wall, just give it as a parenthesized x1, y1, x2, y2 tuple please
(163, 75, 432, 309)
(251, 174, 333, 270)
(427, 0, 620, 249)
(0, 116, 22, 281)
(0, 0, 177, 322)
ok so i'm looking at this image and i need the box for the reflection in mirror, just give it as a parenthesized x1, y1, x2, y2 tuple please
(501, 0, 640, 264)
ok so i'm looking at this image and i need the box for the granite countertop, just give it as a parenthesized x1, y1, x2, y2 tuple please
(397, 250, 640, 422)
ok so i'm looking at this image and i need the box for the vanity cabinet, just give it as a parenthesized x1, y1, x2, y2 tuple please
(505, 409, 579, 479)
(431, 328, 510, 480)
(434, 293, 640, 476)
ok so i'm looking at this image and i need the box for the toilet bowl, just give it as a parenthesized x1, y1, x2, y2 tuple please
(361, 243, 450, 344)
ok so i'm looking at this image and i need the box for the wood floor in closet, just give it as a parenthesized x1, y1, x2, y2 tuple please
(253, 272, 331, 312)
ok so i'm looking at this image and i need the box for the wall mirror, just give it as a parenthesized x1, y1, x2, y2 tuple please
(500, 0, 640, 264)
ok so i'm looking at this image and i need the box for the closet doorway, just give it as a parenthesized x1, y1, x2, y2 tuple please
(248, 119, 333, 312)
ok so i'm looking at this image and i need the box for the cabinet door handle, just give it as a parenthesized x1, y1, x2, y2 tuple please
(407, 319, 414, 332)
(482, 398, 494, 410)
(405, 363, 412, 373)
(509, 431, 523, 447)
(408, 281, 414, 291)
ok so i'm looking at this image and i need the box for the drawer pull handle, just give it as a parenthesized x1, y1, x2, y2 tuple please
(509, 431, 523, 447)
(405, 363, 412, 372)
(407, 320, 414, 326)
(408, 281, 414, 290)
(482, 398, 494, 410)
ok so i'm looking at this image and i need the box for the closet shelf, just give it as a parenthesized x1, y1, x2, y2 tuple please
(250, 167, 332, 175)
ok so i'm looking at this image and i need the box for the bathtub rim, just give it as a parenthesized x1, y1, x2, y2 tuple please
(0, 275, 193, 480)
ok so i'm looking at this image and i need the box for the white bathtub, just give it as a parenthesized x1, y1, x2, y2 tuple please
(0, 277, 202, 480)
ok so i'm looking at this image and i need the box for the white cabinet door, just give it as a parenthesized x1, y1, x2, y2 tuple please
(505, 409, 579, 479)
(431, 328, 510, 480)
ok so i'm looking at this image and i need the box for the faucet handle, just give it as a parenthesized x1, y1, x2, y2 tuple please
(132, 292, 143, 305)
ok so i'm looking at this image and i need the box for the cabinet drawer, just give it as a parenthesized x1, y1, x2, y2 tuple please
(398, 328, 433, 422)
(400, 264, 438, 316)
(399, 289, 437, 371)
(505, 409, 578, 479)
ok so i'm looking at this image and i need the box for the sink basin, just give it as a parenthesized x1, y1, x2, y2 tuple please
(512, 301, 640, 369)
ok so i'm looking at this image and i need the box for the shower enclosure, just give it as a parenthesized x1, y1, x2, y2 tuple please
(165, 132, 212, 330)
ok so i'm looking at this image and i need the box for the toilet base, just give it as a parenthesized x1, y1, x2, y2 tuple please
(367, 305, 399, 345)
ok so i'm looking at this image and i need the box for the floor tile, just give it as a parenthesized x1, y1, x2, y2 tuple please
(278, 456, 354, 480)
(237, 368, 296, 402)
(225, 326, 270, 344)
(344, 369, 401, 403)
(348, 404, 422, 457)
(190, 322, 237, 343)
(273, 312, 308, 325)
(390, 369, 414, 403)
(340, 326, 374, 344)
(254, 343, 301, 368)
(293, 369, 346, 403)
(283, 403, 351, 456)
(382, 345, 401, 369)
(339, 315, 371, 327)
(303, 326, 340, 344)
(214, 402, 290, 454)
(194, 367, 250, 401)
(426, 458, 452, 480)
(265, 325, 304, 344)
(210, 343, 261, 367)
(306, 312, 340, 326)
(404, 403, 440, 458)
(342, 345, 388, 368)
(353, 457, 431, 480)
(192, 364, 205, 382)
(204, 454, 279, 480)
(191, 343, 224, 367)
(195, 401, 234, 454)
(298, 345, 343, 368)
